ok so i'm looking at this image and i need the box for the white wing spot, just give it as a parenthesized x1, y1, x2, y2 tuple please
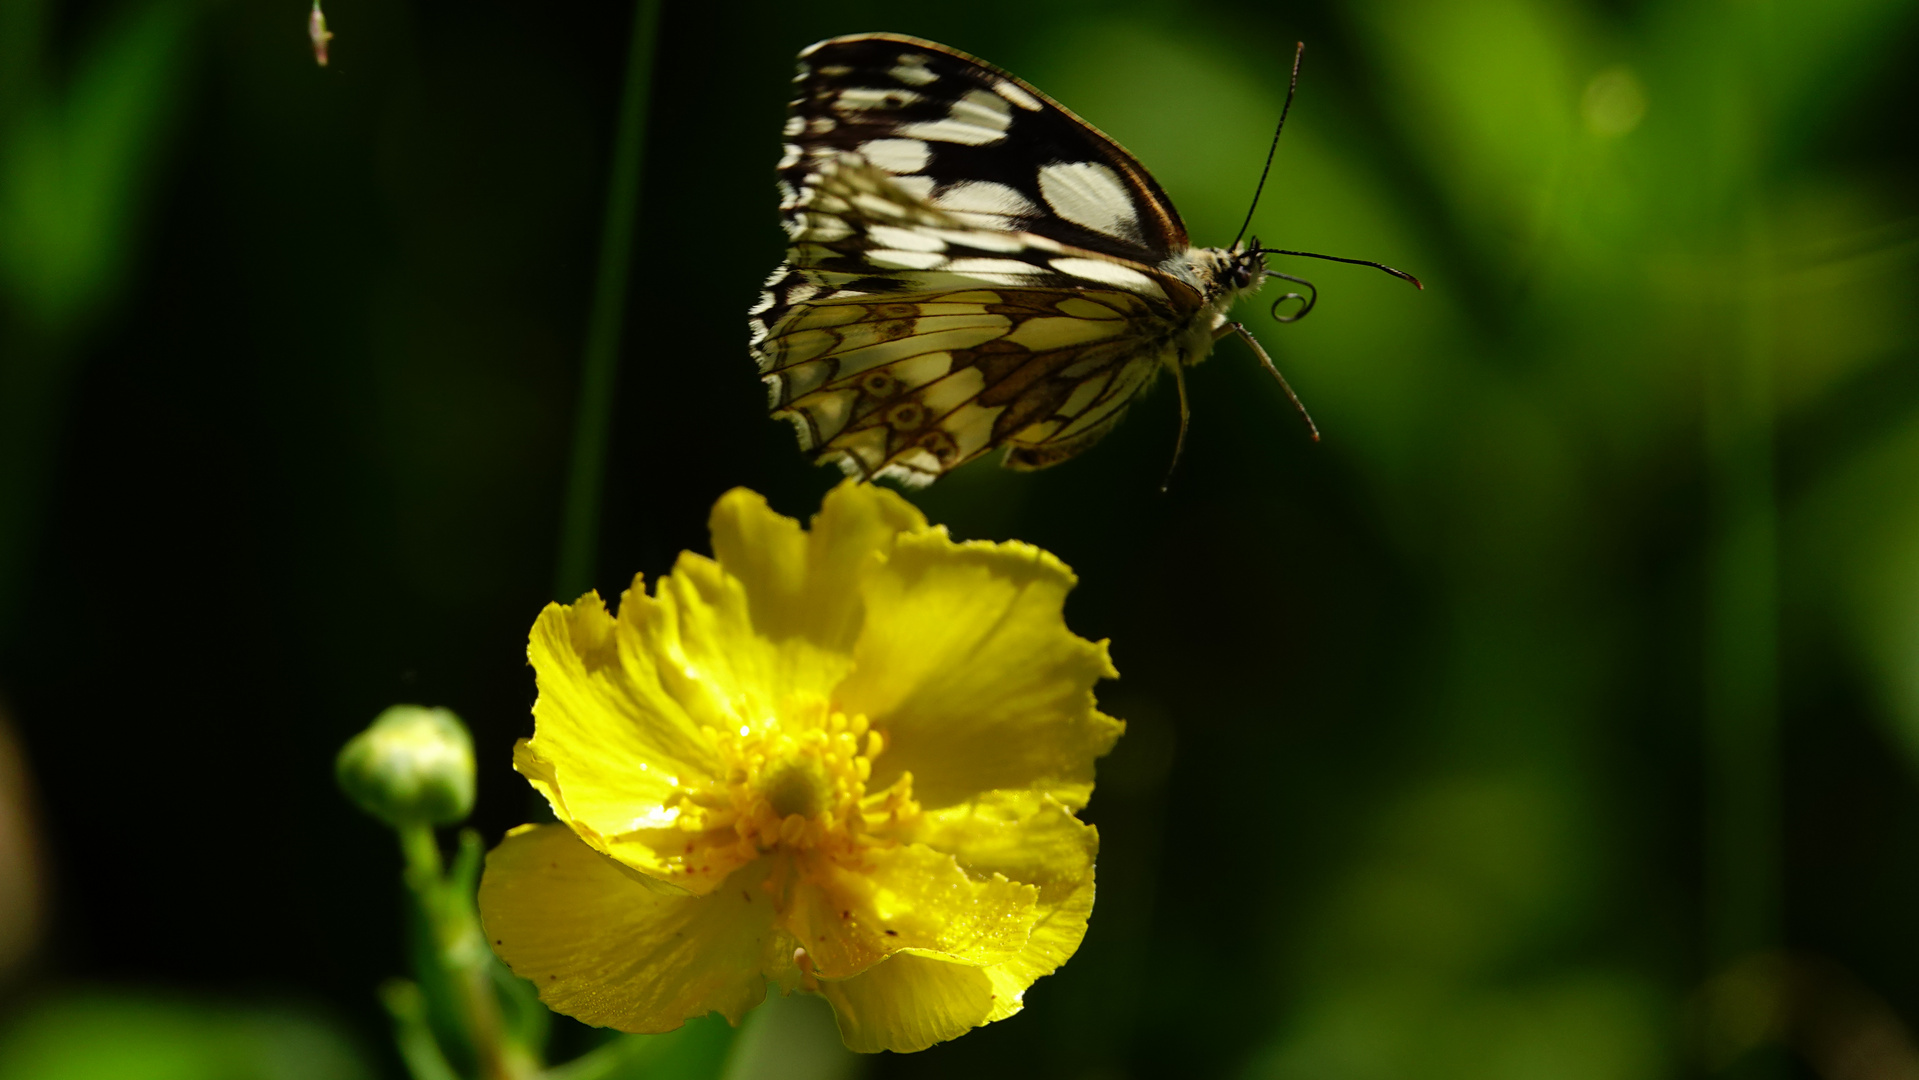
(835, 87, 923, 111)
(927, 228, 1034, 254)
(897, 118, 1001, 146)
(952, 88, 1012, 125)
(1048, 257, 1165, 298)
(933, 180, 1039, 218)
(900, 89, 1014, 145)
(852, 191, 911, 220)
(868, 224, 947, 252)
(891, 175, 936, 201)
(1037, 162, 1141, 242)
(945, 257, 1049, 277)
(859, 138, 931, 174)
(783, 115, 805, 137)
(995, 80, 1044, 112)
(890, 54, 939, 85)
(785, 211, 851, 242)
(807, 115, 837, 134)
(867, 249, 949, 270)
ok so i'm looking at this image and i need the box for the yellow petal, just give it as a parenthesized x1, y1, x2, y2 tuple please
(908, 790, 1100, 1023)
(653, 552, 854, 735)
(911, 790, 1097, 900)
(478, 824, 776, 1032)
(816, 950, 997, 1053)
(814, 873, 1097, 1051)
(838, 531, 1123, 810)
(525, 562, 854, 893)
(978, 868, 1096, 1023)
(522, 589, 725, 878)
(707, 482, 927, 651)
(786, 843, 1038, 979)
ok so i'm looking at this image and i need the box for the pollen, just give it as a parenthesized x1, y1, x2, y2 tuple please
(711, 702, 911, 857)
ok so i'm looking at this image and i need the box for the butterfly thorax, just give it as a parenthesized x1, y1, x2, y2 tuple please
(1161, 242, 1270, 366)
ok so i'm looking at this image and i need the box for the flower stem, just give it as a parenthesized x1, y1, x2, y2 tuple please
(399, 824, 536, 1080)
(553, 0, 664, 602)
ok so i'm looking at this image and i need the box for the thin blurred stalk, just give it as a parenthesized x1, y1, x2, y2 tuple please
(554, 0, 663, 601)
(1702, 209, 1783, 1076)
(1698, 6, 1785, 1071)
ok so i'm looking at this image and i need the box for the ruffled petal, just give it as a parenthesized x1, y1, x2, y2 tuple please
(652, 552, 854, 737)
(816, 951, 997, 1054)
(478, 824, 776, 1032)
(525, 558, 858, 893)
(814, 874, 1096, 1052)
(911, 790, 1097, 899)
(786, 843, 1038, 979)
(838, 531, 1123, 810)
(909, 790, 1099, 1023)
(521, 588, 731, 885)
(977, 869, 1095, 1023)
(708, 482, 927, 651)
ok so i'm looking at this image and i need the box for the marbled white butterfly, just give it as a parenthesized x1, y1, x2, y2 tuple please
(748, 33, 1420, 487)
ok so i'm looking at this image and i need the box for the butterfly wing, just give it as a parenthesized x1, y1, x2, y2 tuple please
(749, 34, 1210, 485)
(784, 33, 1189, 264)
(762, 284, 1179, 485)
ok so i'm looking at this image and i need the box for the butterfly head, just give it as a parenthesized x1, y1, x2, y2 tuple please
(1188, 238, 1274, 306)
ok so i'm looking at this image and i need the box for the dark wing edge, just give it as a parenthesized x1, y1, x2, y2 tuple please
(784, 33, 1191, 263)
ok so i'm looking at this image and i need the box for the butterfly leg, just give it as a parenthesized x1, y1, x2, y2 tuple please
(1223, 321, 1320, 442)
(1159, 357, 1194, 494)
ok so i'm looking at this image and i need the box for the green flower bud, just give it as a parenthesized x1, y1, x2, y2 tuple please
(336, 705, 475, 827)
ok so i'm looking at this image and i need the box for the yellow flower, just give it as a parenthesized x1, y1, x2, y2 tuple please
(478, 481, 1123, 1053)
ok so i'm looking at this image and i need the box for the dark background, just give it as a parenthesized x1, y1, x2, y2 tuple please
(4, 0, 1919, 1077)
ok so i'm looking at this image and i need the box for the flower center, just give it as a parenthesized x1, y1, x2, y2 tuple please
(715, 704, 904, 854)
(759, 757, 829, 820)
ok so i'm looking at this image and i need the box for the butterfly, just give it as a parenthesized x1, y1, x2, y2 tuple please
(747, 33, 1420, 488)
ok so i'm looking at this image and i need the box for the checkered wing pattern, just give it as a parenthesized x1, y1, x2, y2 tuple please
(748, 33, 1216, 486)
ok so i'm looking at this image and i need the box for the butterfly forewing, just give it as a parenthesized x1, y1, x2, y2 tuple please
(781, 34, 1188, 263)
(750, 33, 1225, 487)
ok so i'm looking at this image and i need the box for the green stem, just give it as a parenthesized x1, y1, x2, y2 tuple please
(399, 824, 535, 1080)
(381, 980, 464, 1080)
(554, 0, 664, 601)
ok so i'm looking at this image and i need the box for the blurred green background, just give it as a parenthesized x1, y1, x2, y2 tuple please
(3, 0, 1918, 1076)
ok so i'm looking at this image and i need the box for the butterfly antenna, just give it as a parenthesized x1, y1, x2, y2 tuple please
(1230, 41, 1306, 251)
(1159, 360, 1195, 494)
(1232, 322, 1320, 442)
(1259, 248, 1425, 290)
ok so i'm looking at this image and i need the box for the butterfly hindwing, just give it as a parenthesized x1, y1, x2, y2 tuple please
(761, 286, 1177, 483)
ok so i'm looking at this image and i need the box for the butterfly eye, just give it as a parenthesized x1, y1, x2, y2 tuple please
(886, 401, 927, 430)
(861, 372, 898, 397)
